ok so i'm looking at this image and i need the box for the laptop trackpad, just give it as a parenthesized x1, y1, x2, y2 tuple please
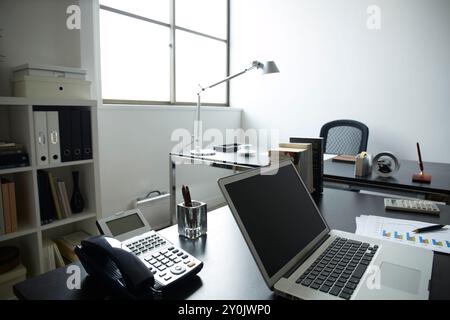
(380, 262, 421, 294)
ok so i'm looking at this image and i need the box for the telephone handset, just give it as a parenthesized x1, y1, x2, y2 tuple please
(74, 235, 160, 299)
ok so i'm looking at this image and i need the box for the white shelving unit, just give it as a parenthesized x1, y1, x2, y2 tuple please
(0, 96, 101, 278)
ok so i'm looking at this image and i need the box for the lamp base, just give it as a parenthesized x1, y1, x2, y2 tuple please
(190, 148, 216, 156)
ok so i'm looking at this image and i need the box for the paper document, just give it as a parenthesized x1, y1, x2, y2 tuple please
(355, 215, 450, 254)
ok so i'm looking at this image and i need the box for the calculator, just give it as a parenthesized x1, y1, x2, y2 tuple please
(384, 198, 440, 215)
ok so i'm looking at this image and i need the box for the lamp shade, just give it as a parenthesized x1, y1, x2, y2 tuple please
(262, 61, 280, 74)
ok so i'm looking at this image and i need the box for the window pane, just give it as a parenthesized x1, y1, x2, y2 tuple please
(100, 10, 170, 101)
(176, 0, 227, 39)
(100, 0, 170, 23)
(176, 30, 227, 104)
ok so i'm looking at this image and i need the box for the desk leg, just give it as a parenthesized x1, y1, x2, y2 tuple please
(169, 155, 177, 225)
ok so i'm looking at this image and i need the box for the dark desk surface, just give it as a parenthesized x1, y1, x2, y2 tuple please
(14, 189, 450, 300)
(324, 159, 450, 196)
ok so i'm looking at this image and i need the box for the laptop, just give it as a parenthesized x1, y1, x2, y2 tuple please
(218, 160, 433, 300)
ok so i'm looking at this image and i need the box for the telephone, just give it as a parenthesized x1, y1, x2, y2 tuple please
(75, 235, 160, 299)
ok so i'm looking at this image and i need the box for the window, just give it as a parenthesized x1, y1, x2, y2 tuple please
(99, 0, 229, 105)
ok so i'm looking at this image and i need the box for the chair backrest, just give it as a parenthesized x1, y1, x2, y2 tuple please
(319, 119, 369, 155)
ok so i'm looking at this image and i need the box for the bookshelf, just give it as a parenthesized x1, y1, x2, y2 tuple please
(0, 96, 100, 278)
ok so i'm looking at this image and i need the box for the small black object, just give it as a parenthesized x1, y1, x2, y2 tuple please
(70, 171, 85, 213)
(0, 246, 20, 274)
(213, 143, 241, 153)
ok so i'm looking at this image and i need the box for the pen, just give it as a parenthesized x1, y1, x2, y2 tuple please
(181, 185, 189, 207)
(412, 224, 445, 234)
(185, 186, 192, 207)
(416, 142, 424, 173)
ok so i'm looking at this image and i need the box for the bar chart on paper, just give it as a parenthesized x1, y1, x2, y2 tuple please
(355, 215, 450, 254)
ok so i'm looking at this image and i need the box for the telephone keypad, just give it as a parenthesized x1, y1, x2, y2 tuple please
(125, 231, 202, 287)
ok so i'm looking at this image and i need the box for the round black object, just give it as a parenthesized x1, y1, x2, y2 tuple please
(0, 246, 20, 274)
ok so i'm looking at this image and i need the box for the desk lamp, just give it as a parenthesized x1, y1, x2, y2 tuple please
(191, 60, 280, 156)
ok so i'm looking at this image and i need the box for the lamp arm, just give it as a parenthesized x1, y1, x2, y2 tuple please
(193, 61, 263, 152)
(197, 61, 261, 95)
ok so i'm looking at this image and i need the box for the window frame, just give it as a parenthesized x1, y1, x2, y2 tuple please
(99, 0, 230, 106)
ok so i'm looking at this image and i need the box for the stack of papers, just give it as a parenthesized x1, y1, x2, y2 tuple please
(355, 215, 450, 254)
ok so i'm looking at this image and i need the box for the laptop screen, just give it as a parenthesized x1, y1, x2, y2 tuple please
(224, 163, 328, 277)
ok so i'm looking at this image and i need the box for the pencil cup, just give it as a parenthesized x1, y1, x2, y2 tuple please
(177, 201, 207, 239)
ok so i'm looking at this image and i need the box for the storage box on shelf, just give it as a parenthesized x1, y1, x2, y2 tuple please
(11, 64, 90, 100)
(0, 97, 100, 282)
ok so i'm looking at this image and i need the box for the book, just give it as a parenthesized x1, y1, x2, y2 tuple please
(0, 142, 17, 148)
(8, 181, 17, 232)
(0, 152, 30, 170)
(1, 181, 11, 233)
(53, 243, 65, 268)
(42, 238, 55, 272)
(0, 185, 4, 235)
(55, 230, 91, 263)
(269, 143, 314, 193)
(56, 179, 72, 218)
(42, 238, 66, 272)
(290, 137, 324, 195)
(48, 172, 63, 220)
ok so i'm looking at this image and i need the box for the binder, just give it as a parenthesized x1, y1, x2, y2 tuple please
(80, 110, 92, 160)
(34, 111, 49, 166)
(70, 110, 82, 161)
(37, 171, 56, 225)
(0, 185, 5, 235)
(58, 109, 72, 162)
(46, 111, 61, 165)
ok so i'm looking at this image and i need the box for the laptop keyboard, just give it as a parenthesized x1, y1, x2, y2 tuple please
(296, 237, 378, 299)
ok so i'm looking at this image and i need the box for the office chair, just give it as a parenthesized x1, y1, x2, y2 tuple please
(320, 119, 369, 155)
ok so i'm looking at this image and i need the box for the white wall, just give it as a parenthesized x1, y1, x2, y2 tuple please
(0, 0, 240, 224)
(98, 105, 241, 219)
(0, 0, 81, 96)
(230, 0, 450, 163)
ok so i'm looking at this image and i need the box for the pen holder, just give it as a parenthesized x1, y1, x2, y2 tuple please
(177, 201, 207, 239)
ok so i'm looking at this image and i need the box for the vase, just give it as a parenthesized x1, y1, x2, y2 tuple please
(70, 171, 84, 213)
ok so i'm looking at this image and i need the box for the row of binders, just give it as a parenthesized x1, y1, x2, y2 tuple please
(37, 170, 73, 225)
(33, 107, 92, 167)
(0, 179, 17, 235)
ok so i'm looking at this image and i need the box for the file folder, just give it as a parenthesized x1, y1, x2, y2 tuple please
(34, 111, 49, 166)
(80, 110, 92, 160)
(58, 109, 72, 162)
(46, 111, 61, 165)
(70, 109, 82, 161)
